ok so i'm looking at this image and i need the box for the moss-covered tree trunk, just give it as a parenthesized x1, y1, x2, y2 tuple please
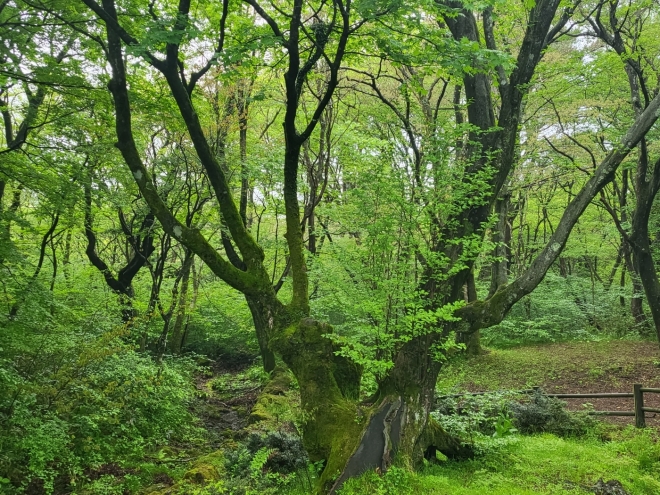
(262, 314, 463, 494)
(245, 294, 282, 373)
(87, 0, 660, 492)
(170, 256, 192, 354)
(312, 337, 465, 494)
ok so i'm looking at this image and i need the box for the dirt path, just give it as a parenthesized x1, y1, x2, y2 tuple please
(191, 361, 262, 448)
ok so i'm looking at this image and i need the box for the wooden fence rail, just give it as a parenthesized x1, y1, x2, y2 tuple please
(437, 384, 660, 428)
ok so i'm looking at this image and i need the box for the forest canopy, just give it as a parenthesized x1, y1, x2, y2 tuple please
(1, 0, 660, 493)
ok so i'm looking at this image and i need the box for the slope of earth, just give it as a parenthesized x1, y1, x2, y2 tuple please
(437, 340, 660, 426)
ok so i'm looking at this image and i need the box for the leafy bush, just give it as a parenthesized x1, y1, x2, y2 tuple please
(245, 431, 308, 475)
(223, 430, 312, 494)
(432, 392, 522, 455)
(226, 431, 308, 477)
(433, 389, 596, 457)
(434, 392, 520, 437)
(0, 332, 202, 494)
(508, 390, 596, 437)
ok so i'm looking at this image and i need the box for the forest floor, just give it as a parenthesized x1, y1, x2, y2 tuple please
(437, 339, 660, 427)
(142, 339, 660, 495)
(191, 361, 262, 449)
(338, 339, 660, 495)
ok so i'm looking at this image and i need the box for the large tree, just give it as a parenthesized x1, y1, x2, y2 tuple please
(20, 0, 660, 491)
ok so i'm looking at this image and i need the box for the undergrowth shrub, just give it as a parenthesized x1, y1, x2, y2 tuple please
(337, 466, 417, 495)
(432, 392, 522, 455)
(0, 328, 202, 494)
(245, 431, 308, 474)
(482, 272, 636, 347)
(433, 389, 596, 456)
(223, 430, 313, 494)
(509, 390, 596, 436)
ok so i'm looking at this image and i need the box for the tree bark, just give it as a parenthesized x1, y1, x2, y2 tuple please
(245, 295, 277, 373)
(489, 191, 511, 298)
(622, 243, 647, 326)
(82, 1, 660, 492)
(456, 271, 481, 354)
(170, 254, 194, 354)
(629, 155, 660, 341)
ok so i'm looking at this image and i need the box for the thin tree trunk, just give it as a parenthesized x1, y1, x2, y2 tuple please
(456, 271, 481, 354)
(62, 229, 72, 281)
(9, 214, 59, 318)
(170, 253, 194, 354)
(623, 237, 647, 326)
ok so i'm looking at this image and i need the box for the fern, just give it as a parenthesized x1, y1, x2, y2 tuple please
(249, 447, 274, 479)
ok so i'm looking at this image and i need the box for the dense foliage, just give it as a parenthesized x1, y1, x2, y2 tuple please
(1, 0, 660, 493)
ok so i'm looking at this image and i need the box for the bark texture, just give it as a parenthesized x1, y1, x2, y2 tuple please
(83, 1, 660, 493)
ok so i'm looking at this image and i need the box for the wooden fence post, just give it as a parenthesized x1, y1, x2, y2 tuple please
(634, 384, 646, 428)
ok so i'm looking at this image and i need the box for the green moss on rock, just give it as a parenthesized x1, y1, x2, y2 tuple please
(249, 366, 298, 425)
(141, 450, 227, 493)
(183, 451, 225, 484)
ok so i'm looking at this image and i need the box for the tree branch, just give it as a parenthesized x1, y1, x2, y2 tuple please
(96, 0, 257, 295)
(458, 89, 660, 331)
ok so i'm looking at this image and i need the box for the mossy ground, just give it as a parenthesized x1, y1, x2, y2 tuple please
(337, 429, 660, 495)
(137, 341, 660, 495)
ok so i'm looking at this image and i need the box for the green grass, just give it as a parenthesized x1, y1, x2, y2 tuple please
(436, 340, 658, 393)
(342, 340, 660, 495)
(338, 429, 660, 495)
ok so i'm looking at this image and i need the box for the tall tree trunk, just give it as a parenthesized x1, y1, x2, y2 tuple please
(238, 82, 251, 228)
(622, 215, 647, 326)
(170, 254, 194, 354)
(178, 259, 202, 352)
(631, 225, 660, 341)
(488, 190, 511, 297)
(0, 187, 21, 250)
(245, 295, 277, 372)
(589, 0, 657, 334)
(629, 153, 660, 341)
(9, 214, 59, 318)
(456, 271, 481, 354)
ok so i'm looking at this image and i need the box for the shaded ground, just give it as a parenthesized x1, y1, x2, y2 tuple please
(191, 360, 263, 448)
(437, 340, 660, 427)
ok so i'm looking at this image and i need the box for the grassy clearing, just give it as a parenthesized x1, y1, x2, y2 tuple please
(333, 340, 660, 495)
(436, 340, 660, 393)
(338, 429, 660, 495)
